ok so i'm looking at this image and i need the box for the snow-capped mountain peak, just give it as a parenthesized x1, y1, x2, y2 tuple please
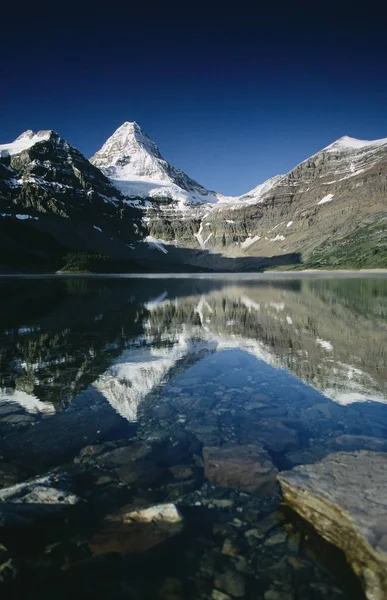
(91, 121, 163, 173)
(0, 130, 53, 157)
(324, 134, 387, 152)
(90, 122, 218, 207)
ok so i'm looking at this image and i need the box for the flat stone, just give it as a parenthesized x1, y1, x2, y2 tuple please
(255, 420, 298, 453)
(116, 459, 162, 486)
(264, 531, 287, 546)
(89, 503, 183, 554)
(0, 474, 81, 528)
(216, 569, 245, 598)
(1, 414, 34, 425)
(96, 442, 152, 467)
(168, 465, 194, 480)
(211, 499, 234, 509)
(203, 445, 278, 494)
(278, 451, 387, 600)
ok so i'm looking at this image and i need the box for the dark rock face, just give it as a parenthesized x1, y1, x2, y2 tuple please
(0, 130, 144, 272)
(278, 451, 387, 600)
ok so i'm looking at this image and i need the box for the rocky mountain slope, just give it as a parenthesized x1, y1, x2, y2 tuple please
(196, 135, 387, 268)
(0, 129, 146, 271)
(1, 123, 387, 272)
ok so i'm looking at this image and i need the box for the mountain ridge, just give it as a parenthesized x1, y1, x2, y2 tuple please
(1, 122, 387, 272)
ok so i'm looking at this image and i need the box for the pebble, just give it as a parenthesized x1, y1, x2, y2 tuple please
(221, 539, 239, 557)
(212, 590, 231, 600)
(265, 531, 287, 546)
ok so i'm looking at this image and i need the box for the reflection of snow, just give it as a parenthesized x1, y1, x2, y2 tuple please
(323, 390, 387, 405)
(93, 335, 217, 421)
(0, 389, 55, 414)
(139, 290, 387, 407)
(240, 295, 260, 311)
(144, 291, 168, 310)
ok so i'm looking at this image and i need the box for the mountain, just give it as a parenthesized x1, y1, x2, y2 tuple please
(90, 122, 218, 208)
(1, 123, 387, 272)
(183, 134, 387, 267)
(0, 129, 148, 272)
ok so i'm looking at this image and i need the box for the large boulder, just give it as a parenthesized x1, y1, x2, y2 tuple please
(278, 451, 387, 600)
(203, 444, 278, 494)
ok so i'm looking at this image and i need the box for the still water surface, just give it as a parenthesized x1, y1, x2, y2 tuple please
(1, 275, 387, 599)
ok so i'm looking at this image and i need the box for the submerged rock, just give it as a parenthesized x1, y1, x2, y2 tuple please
(203, 445, 278, 494)
(0, 474, 81, 528)
(278, 451, 387, 600)
(89, 503, 183, 554)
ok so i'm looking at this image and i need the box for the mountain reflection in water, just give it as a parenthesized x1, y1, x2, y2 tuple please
(1, 276, 386, 421)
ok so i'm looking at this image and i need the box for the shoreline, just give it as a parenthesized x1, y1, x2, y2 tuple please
(1, 268, 387, 279)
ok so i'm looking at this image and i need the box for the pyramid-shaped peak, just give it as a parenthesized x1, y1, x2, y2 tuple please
(111, 121, 152, 145)
(91, 121, 162, 170)
(120, 121, 141, 130)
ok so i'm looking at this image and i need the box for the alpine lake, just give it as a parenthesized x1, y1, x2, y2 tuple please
(1, 273, 387, 600)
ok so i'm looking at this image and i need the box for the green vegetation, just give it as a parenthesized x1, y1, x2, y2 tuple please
(304, 221, 387, 269)
(60, 252, 110, 273)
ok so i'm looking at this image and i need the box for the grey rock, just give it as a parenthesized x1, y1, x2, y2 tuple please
(1, 413, 34, 425)
(278, 451, 387, 600)
(0, 474, 81, 528)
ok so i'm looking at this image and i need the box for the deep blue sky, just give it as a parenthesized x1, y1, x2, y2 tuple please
(2, 1, 387, 195)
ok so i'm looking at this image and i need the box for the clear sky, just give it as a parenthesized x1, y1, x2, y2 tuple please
(2, 1, 387, 195)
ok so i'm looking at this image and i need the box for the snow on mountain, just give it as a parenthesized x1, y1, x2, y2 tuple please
(90, 122, 218, 208)
(0, 130, 52, 157)
(221, 174, 284, 206)
(324, 135, 387, 152)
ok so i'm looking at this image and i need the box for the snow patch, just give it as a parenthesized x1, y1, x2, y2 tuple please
(286, 221, 293, 228)
(317, 194, 334, 205)
(269, 234, 285, 242)
(93, 225, 102, 232)
(316, 338, 333, 351)
(0, 130, 51, 156)
(241, 235, 261, 249)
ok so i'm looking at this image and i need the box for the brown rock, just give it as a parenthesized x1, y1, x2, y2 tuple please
(221, 539, 239, 557)
(203, 445, 278, 493)
(89, 503, 183, 554)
